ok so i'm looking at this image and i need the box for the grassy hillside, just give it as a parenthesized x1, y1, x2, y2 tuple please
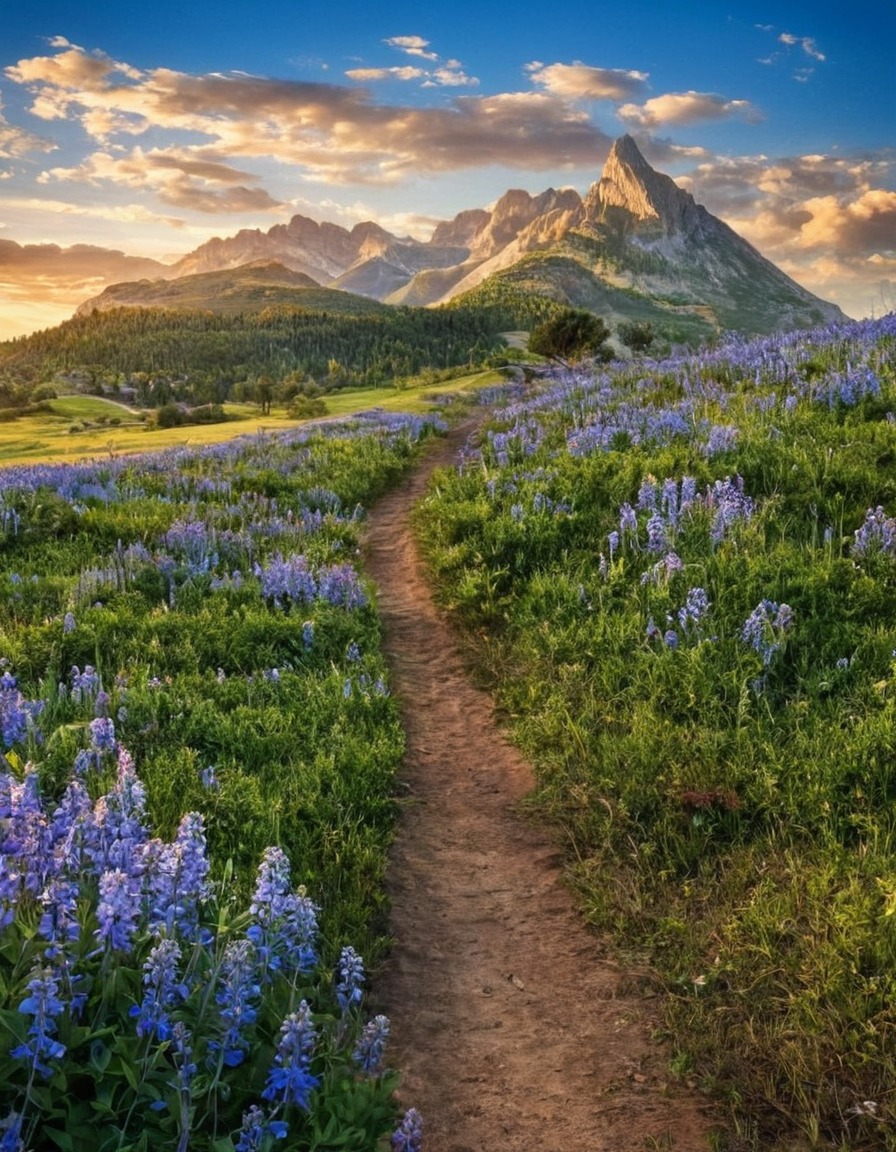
(449, 251, 718, 349)
(75, 261, 390, 318)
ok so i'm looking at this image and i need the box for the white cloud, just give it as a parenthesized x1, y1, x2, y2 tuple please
(779, 33, 826, 61)
(526, 61, 648, 101)
(38, 146, 284, 214)
(384, 36, 438, 61)
(345, 66, 426, 82)
(0, 95, 56, 159)
(619, 91, 762, 128)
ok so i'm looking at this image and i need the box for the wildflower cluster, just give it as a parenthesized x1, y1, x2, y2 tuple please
(0, 747, 410, 1151)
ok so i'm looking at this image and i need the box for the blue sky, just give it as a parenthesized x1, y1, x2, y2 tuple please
(1, 0, 894, 336)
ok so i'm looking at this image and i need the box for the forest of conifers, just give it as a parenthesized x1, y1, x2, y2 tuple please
(0, 303, 508, 405)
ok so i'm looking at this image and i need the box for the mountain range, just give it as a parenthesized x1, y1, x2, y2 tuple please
(76, 136, 846, 339)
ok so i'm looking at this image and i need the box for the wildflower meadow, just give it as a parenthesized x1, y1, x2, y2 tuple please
(0, 411, 439, 1150)
(419, 315, 896, 1149)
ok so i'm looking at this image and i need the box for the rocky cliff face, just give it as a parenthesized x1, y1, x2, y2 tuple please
(121, 136, 846, 337)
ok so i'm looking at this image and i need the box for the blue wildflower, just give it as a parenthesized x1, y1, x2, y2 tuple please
(353, 1014, 390, 1075)
(742, 599, 794, 667)
(0, 1112, 24, 1152)
(234, 1105, 288, 1152)
(391, 1108, 424, 1152)
(212, 939, 260, 1067)
(678, 587, 711, 630)
(89, 717, 116, 753)
(335, 946, 364, 1014)
(10, 965, 67, 1077)
(95, 868, 141, 953)
(261, 1003, 319, 1111)
(131, 939, 187, 1041)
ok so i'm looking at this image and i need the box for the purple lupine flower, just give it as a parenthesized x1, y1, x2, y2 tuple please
(646, 616, 661, 641)
(678, 587, 711, 630)
(665, 552, 683, 575)
(742, 599, 793, 667)
(703, 424, 739, 457)
(0, 1112, 24, 1152)
(853, 506, 896, 557)
(89, 717, 116, 753)
(353, 1014, 390, 1075)
(636, 476, 658, 511)
(2, 767, 49, 897)
(85, 750, 148, 875)
(212, 939, 260, 1067)
(302, 621, 314, 649)
(346, 642, 361, 663)
(645, 512, 668, 554)
(661, 477, 680, 525)
(0, 854, 20, 930)
(607, 531, 619, 561)
(664, 630, 679, 649)
(249, 846, 291, 927)
(261, 1002, 319, 1111)
(62, 612, 76, 634)
(680, 476, 698, 509)
(335, 946, 365, 1014)
(130, 939, 187, 1041)
(172, 1020, 196, 1089)
(774, 603, 794, 631)
(10, 965, 67, 1077)
(391, 1108, 424, 1152)
(619, 503, 638, 543)
(69, 664, 100, 705)
(0, 674, 29, 750)
(38, 875, 81, 955)
(234, 1105, 288, 1152)
(708, 476, 755, 545)
(247, 847, 318, 973)
(95, 868, 141, 953)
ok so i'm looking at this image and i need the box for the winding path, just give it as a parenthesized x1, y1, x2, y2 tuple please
(363, 419, 714, 1152)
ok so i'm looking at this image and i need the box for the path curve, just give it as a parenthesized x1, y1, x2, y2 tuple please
(363, 419, 715, 1152)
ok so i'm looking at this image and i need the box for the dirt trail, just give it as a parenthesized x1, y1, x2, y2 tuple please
(363, 419, 715, 1152)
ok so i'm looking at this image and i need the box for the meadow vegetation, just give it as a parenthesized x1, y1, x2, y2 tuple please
(0, 410, 444, 1150)
(417, 314, 896, 1150)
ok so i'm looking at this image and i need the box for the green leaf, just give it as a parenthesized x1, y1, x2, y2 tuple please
(90, 1039, 112, 1073)
(44, 1129, 75, 1152)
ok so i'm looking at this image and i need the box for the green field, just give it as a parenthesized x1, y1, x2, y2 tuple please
(0, 371, 505, 465)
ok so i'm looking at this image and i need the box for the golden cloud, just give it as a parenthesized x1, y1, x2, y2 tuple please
(5, 44, 609, 186)
(619, 91, 762, 127)
(526, 61, 648, 101)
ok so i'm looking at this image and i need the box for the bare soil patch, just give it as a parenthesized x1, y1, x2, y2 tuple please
(363, 419, 716, 1151)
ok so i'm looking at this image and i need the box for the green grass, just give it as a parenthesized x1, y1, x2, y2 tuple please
(47, 395, 142, 420)
(416, 317, 896, 1149)
(0, 369, 503, 465)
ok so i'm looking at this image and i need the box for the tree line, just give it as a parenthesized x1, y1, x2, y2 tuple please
(0, 304, 506, 406)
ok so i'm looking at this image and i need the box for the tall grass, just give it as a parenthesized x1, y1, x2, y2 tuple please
(418, 316, 896, 1149)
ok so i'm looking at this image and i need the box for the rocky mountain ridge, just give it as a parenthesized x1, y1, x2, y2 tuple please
(78, 136, 846, 337)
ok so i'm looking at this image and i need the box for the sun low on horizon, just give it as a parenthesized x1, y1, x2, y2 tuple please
(1, 0, 894, 340)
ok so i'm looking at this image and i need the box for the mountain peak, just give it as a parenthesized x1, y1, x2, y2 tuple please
(585, 134, 696, 228)
(607, 133, 651, 173)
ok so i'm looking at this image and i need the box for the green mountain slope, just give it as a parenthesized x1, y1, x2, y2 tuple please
(75, 261, 389, 318)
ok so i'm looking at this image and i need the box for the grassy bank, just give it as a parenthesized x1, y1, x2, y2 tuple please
(416, 316, 896, 1150)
